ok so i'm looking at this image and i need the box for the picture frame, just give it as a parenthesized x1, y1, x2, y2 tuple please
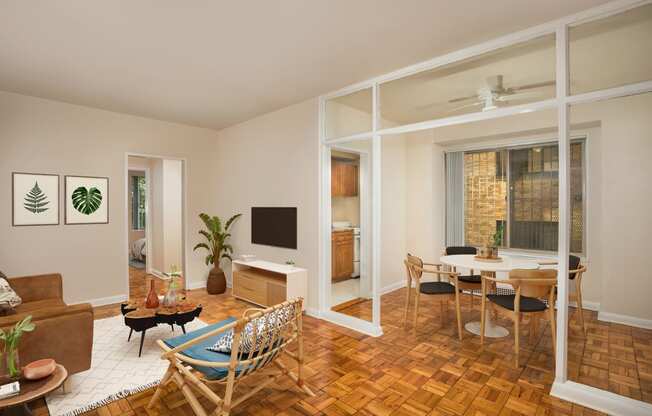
(12, 172, 60, 226)
(64, 175, 109, 224)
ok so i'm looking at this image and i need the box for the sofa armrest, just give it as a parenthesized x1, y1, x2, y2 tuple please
(0, 303, 92, 328)
(0, 303, 94, 375)
(8, 274, 63, 303)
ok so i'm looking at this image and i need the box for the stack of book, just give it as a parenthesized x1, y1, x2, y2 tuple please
(0, 380, 20, 400)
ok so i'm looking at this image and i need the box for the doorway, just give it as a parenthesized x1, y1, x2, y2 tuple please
(125, 154, 186, 301)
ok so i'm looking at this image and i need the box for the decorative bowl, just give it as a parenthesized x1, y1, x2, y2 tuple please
(23, 358, 56, 380)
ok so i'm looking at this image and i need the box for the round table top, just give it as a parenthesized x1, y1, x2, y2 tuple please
(440, 254, 540, 273)
(123, 301, 200, 319)
(0, 364, 67, 407)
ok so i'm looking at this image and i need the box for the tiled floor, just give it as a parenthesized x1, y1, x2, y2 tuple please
(30, 286, 651, 415)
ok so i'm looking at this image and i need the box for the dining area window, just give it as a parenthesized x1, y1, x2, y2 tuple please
(450, 140, 585, 254)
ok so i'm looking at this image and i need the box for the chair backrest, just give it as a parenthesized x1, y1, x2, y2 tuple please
(509, 269, 557, 299)
(569, 255, 581, 280)
(445, 246, 477, 255)
(405, 253, 423, 280)
(230, 298, 302, 380)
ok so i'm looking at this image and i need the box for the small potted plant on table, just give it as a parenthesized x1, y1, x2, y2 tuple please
(479, 223, 504, 259)
(0, 316, 35, 381)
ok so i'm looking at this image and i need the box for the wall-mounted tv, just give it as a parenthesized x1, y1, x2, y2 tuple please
(251, 207, 297, 249)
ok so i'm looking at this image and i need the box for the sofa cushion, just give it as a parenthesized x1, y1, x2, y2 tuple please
(14, 299, 65, 314)
(0, 278, 21, 315)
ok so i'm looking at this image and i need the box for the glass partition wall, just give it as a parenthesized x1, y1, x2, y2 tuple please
(320, 1, 652, 413)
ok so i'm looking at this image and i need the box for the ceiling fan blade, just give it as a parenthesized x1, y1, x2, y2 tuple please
(448, 94, 479, 104)
(447, 101, 483, 113)
(512, 80, 555, 91)
(496, 91, 543, 102)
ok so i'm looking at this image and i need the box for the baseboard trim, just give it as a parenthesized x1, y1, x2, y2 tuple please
(305, 307, 321, 318)
(598, 310, 652, 329)
(76, 294, 128, 307)
(320, 310, 383, 337)
(571, 300, 600, 311)
(186, 280, 207, 290)
(551, 380, 652, 416)
(380, 280, 405, 295)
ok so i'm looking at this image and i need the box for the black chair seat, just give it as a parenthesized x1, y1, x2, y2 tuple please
(420, 281, 455, 295)
(486, 294, 547, 312)
(459, 274, 481, 284)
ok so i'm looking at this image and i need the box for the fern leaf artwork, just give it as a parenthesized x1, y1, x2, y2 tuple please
(23, 181, 50, 213)
(72, 186, 103, 215)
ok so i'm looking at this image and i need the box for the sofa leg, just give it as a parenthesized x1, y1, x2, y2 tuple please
(62, 378, 72, 394)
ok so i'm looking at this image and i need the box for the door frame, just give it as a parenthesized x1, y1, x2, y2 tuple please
(124, 152, 188, 299)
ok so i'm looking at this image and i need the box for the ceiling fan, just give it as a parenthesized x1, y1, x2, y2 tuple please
(418, 75, 554, 113)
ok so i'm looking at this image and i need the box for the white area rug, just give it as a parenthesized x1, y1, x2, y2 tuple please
(46, 314, 207, 416)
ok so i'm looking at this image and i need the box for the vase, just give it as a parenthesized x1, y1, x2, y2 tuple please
(162, 286, 177, 307)
(207, 266, 226, 294)
(145, 279, 159, 309)
(1, 347, 21, 380)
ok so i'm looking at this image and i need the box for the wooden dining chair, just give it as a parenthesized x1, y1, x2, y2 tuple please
(480, 269, 557, 368)
(443, 246, 482, 309)
(569, 255, 588, 335)
(404, 254, 463, 340)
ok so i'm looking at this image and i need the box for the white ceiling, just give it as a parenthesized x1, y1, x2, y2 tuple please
(0, 0, 611, 130)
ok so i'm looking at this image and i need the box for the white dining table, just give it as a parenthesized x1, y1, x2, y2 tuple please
(439, 254, 540, 338)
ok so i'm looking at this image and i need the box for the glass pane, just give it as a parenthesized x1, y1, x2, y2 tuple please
(464, 150, 507, 247)
(567, 92, 652, 403)
(380, 34, 555, 128)
(329, 139, 374, 323)
(569, 4, 652, 94)
(325, 88, 372, 139)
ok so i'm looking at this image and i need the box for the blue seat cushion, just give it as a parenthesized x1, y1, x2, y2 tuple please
(486, 294, 547, 312)
(163, 317, 238, 380)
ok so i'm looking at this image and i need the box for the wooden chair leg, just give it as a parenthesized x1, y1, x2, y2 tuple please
(404, 277, 412, 325)
(549, 307, 557, 357)
(454, 292, 463, 341)
(413, 288, 421, 330)
(576, 281, 586, 336)
(514, 313, 520, 369)
(148, 363, 175, 408)
(440, 300, 445, 327)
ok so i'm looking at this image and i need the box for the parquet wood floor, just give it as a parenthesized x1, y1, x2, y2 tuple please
(128, 266, 186, 302)
(29, 287, 651, 416)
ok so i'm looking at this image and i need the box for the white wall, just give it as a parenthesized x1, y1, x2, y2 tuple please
(162, 159, 183, 273)
(0, 91, 219, 304)
(213, 99, 320, 309)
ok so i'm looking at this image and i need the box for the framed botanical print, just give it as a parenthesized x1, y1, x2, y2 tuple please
(12, 172, 60, 226)
(65, 175, 109, 224)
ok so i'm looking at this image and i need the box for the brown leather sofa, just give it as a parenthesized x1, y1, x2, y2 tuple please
(0, 274, 93, 376)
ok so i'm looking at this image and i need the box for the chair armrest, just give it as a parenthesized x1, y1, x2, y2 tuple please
(8, 274, 63, 303)
(423, 262, 442, 267)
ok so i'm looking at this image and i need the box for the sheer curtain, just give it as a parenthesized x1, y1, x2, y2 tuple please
(445, 152, 464, 247)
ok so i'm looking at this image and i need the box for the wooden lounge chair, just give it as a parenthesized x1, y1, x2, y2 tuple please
(148, 298, 314, 416)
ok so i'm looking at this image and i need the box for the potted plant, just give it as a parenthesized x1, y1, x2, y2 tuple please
(0, 316, 35, 380)
(480, 223, 504, 259)
(194, 212, 242, 294)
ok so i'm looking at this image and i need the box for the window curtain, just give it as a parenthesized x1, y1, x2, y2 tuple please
(445, 152, 464, 246)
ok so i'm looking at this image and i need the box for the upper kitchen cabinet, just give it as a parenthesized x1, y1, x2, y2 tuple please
(331, 159, 358, 197)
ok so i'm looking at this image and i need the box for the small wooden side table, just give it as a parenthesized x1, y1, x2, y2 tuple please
(0, 364, 67, 416)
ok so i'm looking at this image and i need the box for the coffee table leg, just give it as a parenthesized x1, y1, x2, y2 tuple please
(1, 403, 32, 416)
(181, 324, 186, 334)
(128, 328, 133, 342)
(139, 330, 146, 357)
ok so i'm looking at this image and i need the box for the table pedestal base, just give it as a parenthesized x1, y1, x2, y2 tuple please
(465, 320, 509, 338)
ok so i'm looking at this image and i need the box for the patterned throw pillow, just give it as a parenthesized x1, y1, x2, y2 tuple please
(208, 304, 293, 354)
(0, 276, 22, 313)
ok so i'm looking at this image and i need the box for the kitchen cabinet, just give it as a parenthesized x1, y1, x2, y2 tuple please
(331, 159, 358, 197)
(331, 229, 354, 282)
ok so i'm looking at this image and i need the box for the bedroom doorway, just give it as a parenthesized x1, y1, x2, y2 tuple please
(126, 154, 186, 302)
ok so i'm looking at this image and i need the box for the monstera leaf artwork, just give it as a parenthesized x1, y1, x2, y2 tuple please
(71, 186, 103, 215)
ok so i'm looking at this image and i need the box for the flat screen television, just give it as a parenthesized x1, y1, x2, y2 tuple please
(251, 207, 297, 249)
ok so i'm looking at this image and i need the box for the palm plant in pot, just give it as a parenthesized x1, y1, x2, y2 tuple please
(194, 213, 242, 294)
